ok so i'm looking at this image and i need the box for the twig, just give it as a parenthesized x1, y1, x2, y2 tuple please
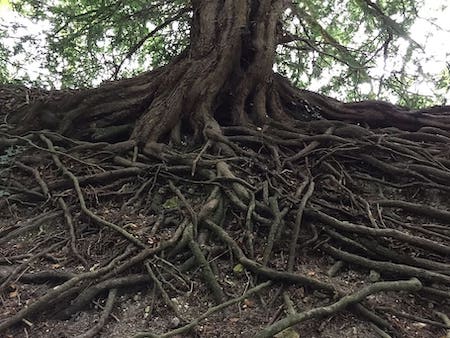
(59, 197, 89, 268)
(144, 261, 182, 318)
(376, 306, 450, 329)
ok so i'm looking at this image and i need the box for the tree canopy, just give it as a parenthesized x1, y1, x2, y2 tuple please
(1, 0, 449, 106)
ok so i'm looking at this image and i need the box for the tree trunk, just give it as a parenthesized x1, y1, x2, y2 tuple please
(131, 0, 285, 146)
(6, 0, 450, 146)
(8, 1, 282, 145)
(3, 2, 450, 336)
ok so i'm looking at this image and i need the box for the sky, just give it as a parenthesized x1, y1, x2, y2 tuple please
(378, 2, 450, 102)
(303, 2, 450, 103)
(0, 0, 449, 104)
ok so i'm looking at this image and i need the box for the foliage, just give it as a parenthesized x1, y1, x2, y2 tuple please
(0, 144, 25, 166)
(1, 2, 450, 337)
(0, 0, 449, 106)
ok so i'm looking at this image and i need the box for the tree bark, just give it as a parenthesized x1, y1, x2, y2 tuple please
(4, 0, 450, 147)
(131, 0, 286, 147)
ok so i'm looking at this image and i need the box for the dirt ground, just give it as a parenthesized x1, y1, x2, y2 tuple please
(1, 205, 447, 338)
(1, 126, 449, 338)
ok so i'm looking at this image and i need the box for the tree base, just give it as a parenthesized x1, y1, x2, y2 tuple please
(1, 90, 450, 336)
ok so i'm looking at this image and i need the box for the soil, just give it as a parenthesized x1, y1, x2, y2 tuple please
(1, 187, 448, 337)
(1, 110, 449, 338)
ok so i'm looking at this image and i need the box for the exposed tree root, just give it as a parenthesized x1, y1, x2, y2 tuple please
(255, 278, 422, 338)
(1, 51, 450, 336)
(132, 281, 272, 338)
(74, 288, 118, 338)
(1, 105, 450, 337)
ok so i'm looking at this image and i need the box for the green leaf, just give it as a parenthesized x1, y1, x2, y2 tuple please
(162, 196, 179, 209)
(0, 190, 11, 197)
(233, 263, 244, 273)
(274, 327, 300, 338)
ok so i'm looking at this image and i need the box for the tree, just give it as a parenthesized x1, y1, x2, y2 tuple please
(1, 1, 450, 337)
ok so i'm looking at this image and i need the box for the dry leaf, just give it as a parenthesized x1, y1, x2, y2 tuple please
(244, 298, 254, 307)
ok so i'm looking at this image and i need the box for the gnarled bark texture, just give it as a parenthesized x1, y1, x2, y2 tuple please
(2, 1, 450, 337)
(7, 0, 450, 147)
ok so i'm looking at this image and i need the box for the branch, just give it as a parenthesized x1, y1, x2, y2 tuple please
(112, 7, 191, 79)
(287, 2, 363, 69)
(355, 0, 423, 51)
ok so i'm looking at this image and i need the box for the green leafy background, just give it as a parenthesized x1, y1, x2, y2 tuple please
(0, 0, 449, 107)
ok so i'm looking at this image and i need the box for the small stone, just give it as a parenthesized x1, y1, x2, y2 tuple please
(170, 317, 181, 328)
